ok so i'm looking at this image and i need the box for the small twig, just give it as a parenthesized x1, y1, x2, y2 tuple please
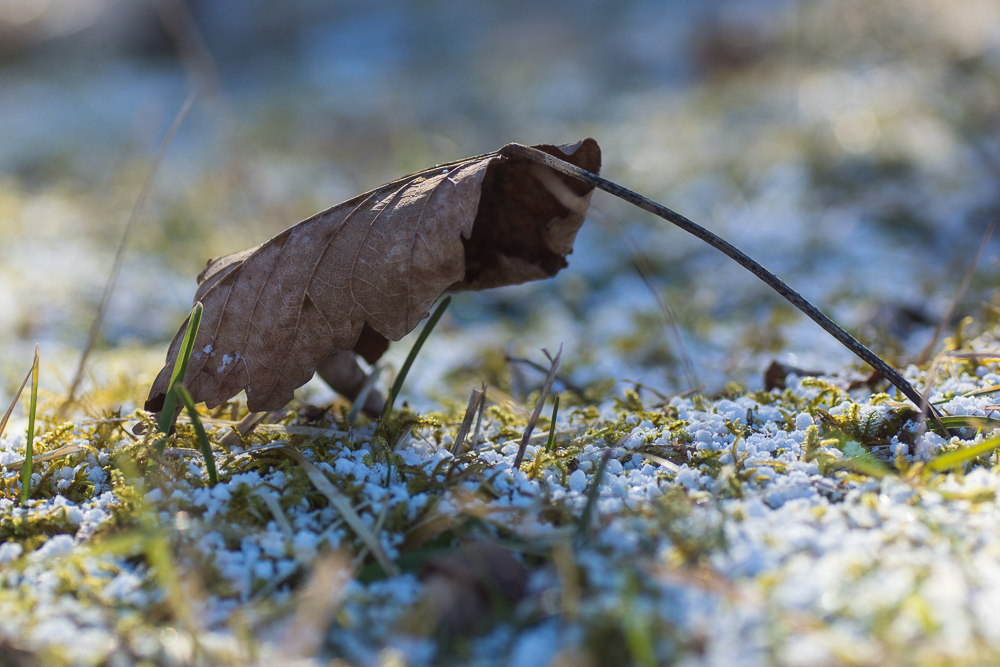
(939, 351, 1000, 360)
(513, 346, 562, 469)
(917, 219, 997, 364)
(621, 379, 670, 402)
(218, 411, 270, 449)
(257, 491, 295, 539)
(631, 257, 701, 391)
(593, 207, 700, 393)
(675, 384, 707, 401)
(500, 143, 951, 434)
(484, 426, 588, 454)
(505, 355, 585, 396)
(966, 384, 1000, 397)
(383, 424, 415, 488)
(918, 355, 948, 437)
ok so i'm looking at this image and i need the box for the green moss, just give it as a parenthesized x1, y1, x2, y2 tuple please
(485, 405, 524, 441)
(0, 504, 79, 550)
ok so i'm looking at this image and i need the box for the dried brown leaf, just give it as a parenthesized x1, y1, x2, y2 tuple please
(146, 139, 601, 413)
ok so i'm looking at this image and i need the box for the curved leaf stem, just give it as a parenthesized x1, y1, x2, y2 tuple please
(499, 143, 950, 434)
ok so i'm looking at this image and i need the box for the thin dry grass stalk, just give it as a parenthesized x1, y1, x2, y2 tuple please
(594, 207, 700, 393)
(275, 445, 400, 577)
(505, 355, 584, 396)
(452, 384, 486, 455)
(0, 348, 35, 441)
(918, 219, 998, 364)
(470, 383, 487, 456)
(61, 92, 196, 417)
(217, 411, 271, 450)
(513, 346, 562, 469)
(4, 444, 89, 472)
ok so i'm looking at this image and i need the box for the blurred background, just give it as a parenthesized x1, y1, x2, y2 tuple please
(1, 0, 999, 410)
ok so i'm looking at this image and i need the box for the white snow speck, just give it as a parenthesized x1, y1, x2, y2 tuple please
(34, 534, 74, 559)
(0, 542, 23, 563)
(568, 469, 588, 493)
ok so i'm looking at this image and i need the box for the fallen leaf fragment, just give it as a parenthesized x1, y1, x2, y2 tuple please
(146, 139, 600, 413)
(400, 541, 528, 640)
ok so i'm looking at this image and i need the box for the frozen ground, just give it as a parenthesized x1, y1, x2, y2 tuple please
(2, 0, 1000, 665)
(5, 349, 1000, 665)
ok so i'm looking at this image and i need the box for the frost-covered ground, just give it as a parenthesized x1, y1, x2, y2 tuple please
(5, 348, 1000, 665)
(3, 0, 1000, 665)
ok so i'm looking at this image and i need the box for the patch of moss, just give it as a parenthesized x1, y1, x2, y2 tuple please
(0, 504, 80, 551)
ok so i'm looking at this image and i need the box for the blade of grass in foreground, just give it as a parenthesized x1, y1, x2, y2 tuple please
(927, 435, 1000, 472)
(174, 384, 218, 485)
(937, 415, 1000, 433)
(842, 449, 893, 480)
(622, 573, 657, 667)
(19, 345, 40, 503)
(90, 478, 197, 634)
(156, 302, 204, 447)
(381, 296, 450, 420)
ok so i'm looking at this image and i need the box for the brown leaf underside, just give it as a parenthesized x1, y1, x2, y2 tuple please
(146, 138, 601, 413)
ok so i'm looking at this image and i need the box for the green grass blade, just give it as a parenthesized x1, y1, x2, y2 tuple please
(19, 345, 39, 503)
(156, 302, 204, 447)
(174, 383, 218, 485)
(622, 573, 657, 667)
(546, 393, 560, 453)
(843, 454, 894, 479)
(924, 415, 1000, 438)
(939, 415, 1000, 431)
(381, 296, 450, 420)
(928, 435, 1000, 472)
